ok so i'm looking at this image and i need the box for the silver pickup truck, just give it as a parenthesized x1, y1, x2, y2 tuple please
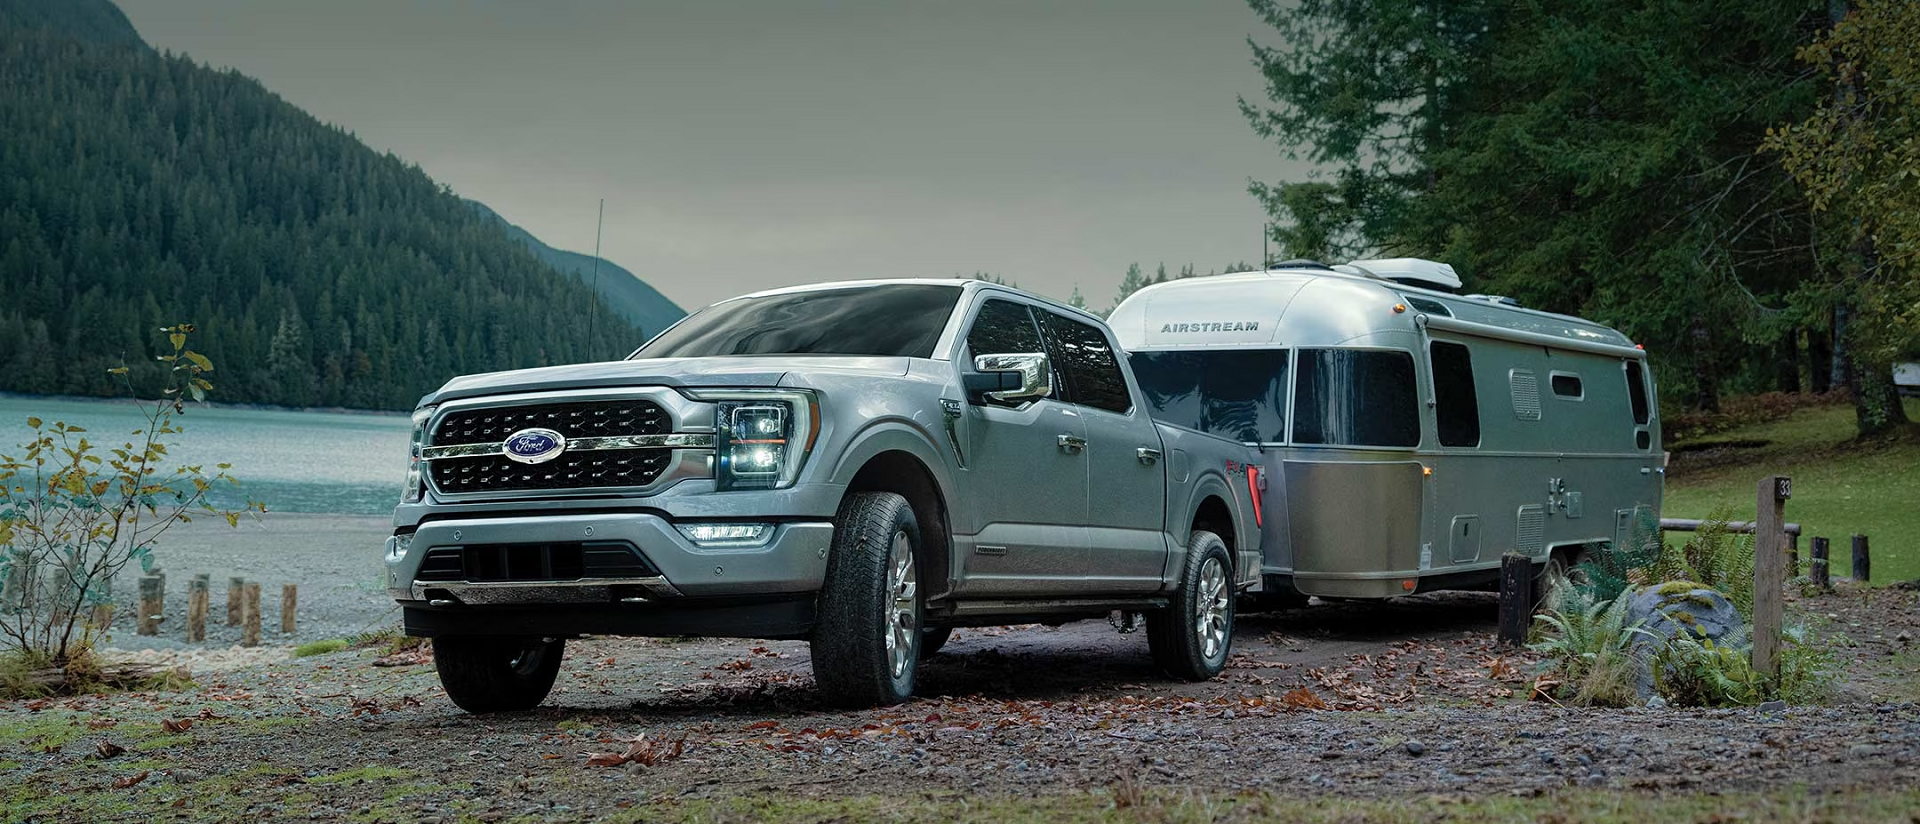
(386, 279, 1261, 711)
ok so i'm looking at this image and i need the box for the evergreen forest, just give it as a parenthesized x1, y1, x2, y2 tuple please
(0, 3, 651, 410)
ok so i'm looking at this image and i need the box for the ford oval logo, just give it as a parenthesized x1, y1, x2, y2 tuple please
(502, 427, 566, 465)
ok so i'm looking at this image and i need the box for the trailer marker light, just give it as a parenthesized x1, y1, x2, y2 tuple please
(1422, 465, 1432, 477)
(1402, 579, 1417, 592)
(1392, 303, 1407, 314)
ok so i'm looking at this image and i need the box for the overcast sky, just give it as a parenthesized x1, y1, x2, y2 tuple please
(116, 0, 1311, 312)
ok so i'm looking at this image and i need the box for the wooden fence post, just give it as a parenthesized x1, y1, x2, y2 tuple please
(241, 583, 261, 647)
(136, 575, 163, 636)
(1852, 534, 1871, 583)
(186, 576, 209, 642)
(1753, 476, 1789, 683)
(1810, 536, 1831, 591)
(1787, 531, 1800, 578)
(1497, 553, 1532, 645)
(280, 584, 296, 635)
(226, 576, 244, 626)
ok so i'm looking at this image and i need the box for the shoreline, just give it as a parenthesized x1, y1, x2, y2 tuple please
(0, 390, 408, 418)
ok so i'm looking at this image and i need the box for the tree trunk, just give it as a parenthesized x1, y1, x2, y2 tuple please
(1809, 320, 1834, 393)
(1776, 334, 1802, 393)
(1691, 317, 1720, 412)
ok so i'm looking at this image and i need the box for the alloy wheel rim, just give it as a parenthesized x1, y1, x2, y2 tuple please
(885, 530, 918, 678)
(1193, 557, 1229, 661)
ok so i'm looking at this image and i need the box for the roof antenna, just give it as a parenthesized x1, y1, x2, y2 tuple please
(587, 198, 604, 360)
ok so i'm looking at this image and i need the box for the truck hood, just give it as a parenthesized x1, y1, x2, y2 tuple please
(420, 355, 912, 405)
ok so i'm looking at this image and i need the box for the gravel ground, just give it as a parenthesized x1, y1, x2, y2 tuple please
(96, 512, 396, 656)
(5, 576, 1918, 822)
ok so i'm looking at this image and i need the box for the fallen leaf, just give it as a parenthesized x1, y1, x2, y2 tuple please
(24, 699, 51, 712)
(95, 741, 125, 759)
(161, 718, 192, 733)
(745, 720, 779, 731)
(584, 752, 628, 767)
(86, 718, 119, 730)
(113, 771, 149, 788)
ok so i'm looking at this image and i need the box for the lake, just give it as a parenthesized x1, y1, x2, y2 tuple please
(0, 395, 408, 516)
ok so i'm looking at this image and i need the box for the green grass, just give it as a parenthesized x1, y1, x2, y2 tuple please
(1665, 397, 1920, 584)
(292, 638, 350, 658)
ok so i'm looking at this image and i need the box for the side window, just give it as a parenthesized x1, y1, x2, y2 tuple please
(1293, 349, 1420, 447)
(1551, 372, 1584, 399)
(1625, 360, 1650, 425)
(965, 298, 1044, 361)
(1130, 349, 1289, 442)
(1038, 311, 1132, 414)
(1429, 341, 1480, 447)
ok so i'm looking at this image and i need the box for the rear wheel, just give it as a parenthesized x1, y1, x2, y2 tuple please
(433, 635, 565, 713)
(811, 491, 924, 707)
(1147, 530, 1235, 680)
(1534, 547, 1591, 611)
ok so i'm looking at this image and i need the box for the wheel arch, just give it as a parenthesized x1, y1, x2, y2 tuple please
(841, 448, 953, 602)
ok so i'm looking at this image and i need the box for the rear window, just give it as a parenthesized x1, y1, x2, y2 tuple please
(1130, 349, 1290, 442)
(1292, 349, 1420, 447)
(1625, 360, 1650, 425)
(635, 284, 961, 358)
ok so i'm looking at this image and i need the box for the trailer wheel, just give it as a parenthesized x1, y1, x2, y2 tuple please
(811, 491, 924, 706)
(1147, 530, 1235, 680)
(1534, 547, 1591, 610)
(433, 636, 565, 713)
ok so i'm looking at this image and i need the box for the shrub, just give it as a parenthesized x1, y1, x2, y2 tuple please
(1528, 581, 1650, 707)
(0, 324, 261, 685)
(1649, 508, 1755, 619)
(1653, 623, 1834, 707)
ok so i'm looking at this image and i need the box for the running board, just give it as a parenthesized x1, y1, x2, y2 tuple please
(933, 597, 1170, 628)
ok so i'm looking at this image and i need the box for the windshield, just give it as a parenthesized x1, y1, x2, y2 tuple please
(633, 283, 962, 359)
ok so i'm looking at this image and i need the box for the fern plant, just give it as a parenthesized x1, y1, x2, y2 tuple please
(1528, 585, 1651, 707)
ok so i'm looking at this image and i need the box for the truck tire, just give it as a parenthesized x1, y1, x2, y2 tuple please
(1534, 546, 1591, 612)
(811, 491, 924, 707)
(1147, 530, 1235, 680)
(433, 635, 564, 713)
(920, 626, 954, 656)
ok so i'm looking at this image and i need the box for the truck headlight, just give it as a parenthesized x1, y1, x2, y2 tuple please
(402, 405, 435, 503)
(687, 390, 817, 491)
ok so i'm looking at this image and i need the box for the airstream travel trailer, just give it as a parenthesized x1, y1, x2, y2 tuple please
(1107, 259, 1664, 601)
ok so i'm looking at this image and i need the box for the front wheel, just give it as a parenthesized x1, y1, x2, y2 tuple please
(810, 491, 924, 707)
(1147, 530, 1235, 680)
(433, 635, 565, 713)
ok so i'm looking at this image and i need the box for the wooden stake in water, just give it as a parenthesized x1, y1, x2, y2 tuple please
(137, 575, 163, 636)
(186, 577, 209, 642)
(227, 576, 244, 626)
(241, 583, 261, 647)
(281, 584, 297, 635)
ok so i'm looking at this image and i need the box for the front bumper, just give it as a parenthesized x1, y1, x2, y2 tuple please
(385, 511, 833, 605)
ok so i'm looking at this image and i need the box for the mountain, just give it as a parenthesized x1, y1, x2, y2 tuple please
(467, 201, 685, 339)
(0, 0, 145, 48)
(0, 1, 673, 410)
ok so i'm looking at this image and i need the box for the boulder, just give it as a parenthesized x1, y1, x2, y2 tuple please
(1623, 581, 1748, 699)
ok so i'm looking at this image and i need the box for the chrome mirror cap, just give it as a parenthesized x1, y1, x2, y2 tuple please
(973, 352, 1052, 403)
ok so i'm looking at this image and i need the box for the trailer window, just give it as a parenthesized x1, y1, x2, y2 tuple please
(1429, 342, 1480, 447)
(1293, 349, 1420, 448)
(1037, 311, 1131, 414)
(1129, 350, 1290, 442)
(1625, 360, 1650, 425)
(1551, 372, 1584, 399)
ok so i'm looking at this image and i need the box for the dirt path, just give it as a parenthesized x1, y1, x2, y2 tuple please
(4, 589, 1917, 823)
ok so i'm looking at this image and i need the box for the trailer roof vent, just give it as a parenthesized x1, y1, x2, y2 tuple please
(1335, 258, 1462, 291)
(1466, 294, 1522, 307)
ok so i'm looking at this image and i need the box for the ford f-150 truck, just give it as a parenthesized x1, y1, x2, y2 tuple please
(386, 279, 1262, 711)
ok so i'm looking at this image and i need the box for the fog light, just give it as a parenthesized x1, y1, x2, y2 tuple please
(385, 533, 413, 562)
(677, 523, 774, 547)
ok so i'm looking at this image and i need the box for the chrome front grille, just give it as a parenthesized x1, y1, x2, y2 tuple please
(433, 400, 670, 443)
(429, 448, 675, 494)
(421, 392, 712, 499)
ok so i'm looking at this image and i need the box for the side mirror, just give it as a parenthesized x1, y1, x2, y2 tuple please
(965, 352, 1052, 404)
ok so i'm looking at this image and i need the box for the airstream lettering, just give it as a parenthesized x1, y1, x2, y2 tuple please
(1108, 260, 1663, 601)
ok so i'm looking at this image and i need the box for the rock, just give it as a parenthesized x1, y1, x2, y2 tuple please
(1646, 696, 1668, 709)
(1758, 700, 1788, 715)
(1850, 744, 1877, 759)
(1624, 582, 1748, 699)
(1405, 740, 1426, 756)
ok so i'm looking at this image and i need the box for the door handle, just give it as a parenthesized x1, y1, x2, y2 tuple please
(1057, 433, 1087, 453)
(1136, 447, 1162, 465)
